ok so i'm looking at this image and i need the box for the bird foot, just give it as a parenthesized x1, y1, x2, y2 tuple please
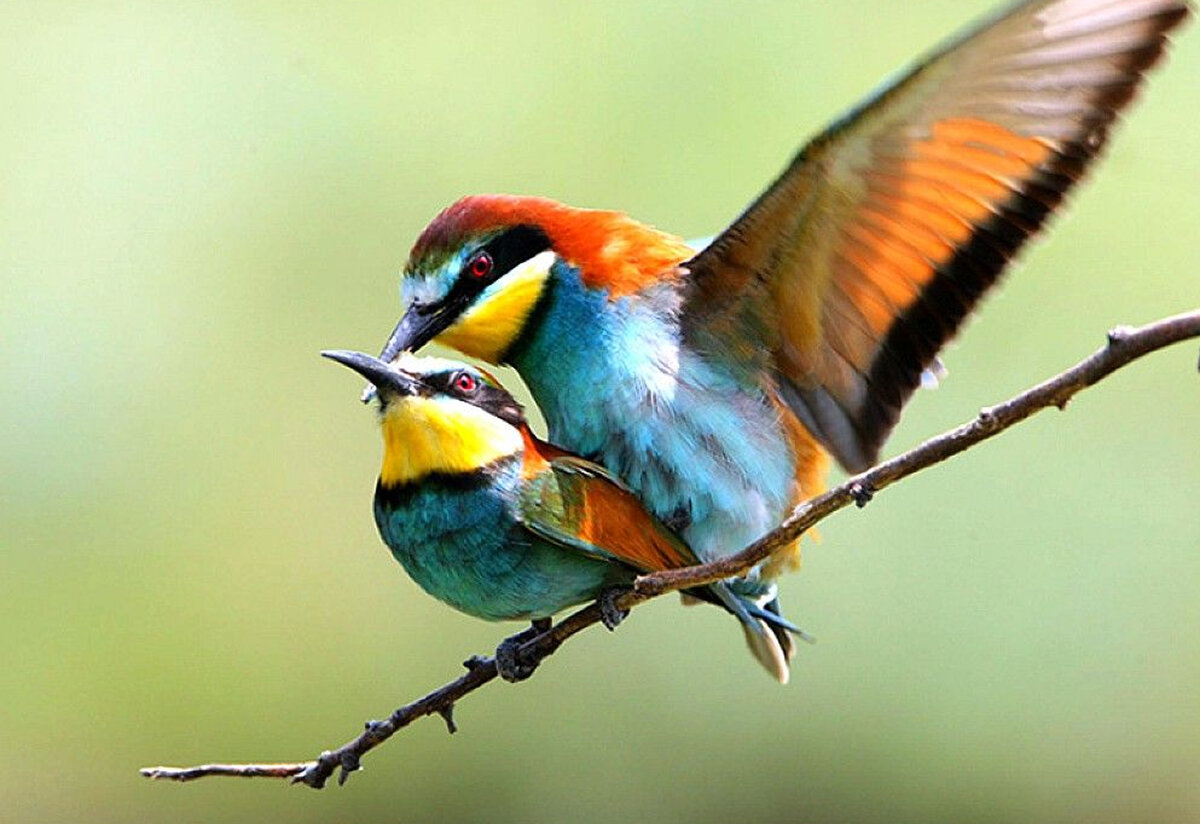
(599, 586, 631, 631)
(494, 618, 551, 683)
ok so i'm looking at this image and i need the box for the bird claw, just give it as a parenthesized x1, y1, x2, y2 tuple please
(494, 619, 549, 683)
(850, 481, 875, 508)
(599, 586, 630, 631)
(494, 637, 538, 682)
(462, 655, 492, 672)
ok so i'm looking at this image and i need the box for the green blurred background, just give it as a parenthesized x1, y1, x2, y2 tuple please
(3, 2, 1198, 822)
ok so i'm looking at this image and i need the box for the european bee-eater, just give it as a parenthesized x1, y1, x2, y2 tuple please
(370, 0, 1190, 671)
(324, 351, 810, 682)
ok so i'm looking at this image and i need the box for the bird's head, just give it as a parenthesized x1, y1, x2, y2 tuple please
(323, 350, 526, 488)
(375, 194, 694, 366)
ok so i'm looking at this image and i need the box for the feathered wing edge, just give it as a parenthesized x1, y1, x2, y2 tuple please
(682, 0, 1191, 472)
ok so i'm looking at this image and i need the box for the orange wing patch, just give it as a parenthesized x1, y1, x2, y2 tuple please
(800, 118, 1054, 461)
(577, 481, 696, 573)
(833, 117, 1054, 371)
(519, 425, 558, 479)
(520, 426, 697, 573)
(774, 116, 1061, 468)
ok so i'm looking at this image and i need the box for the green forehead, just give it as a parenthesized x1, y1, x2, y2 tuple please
(404, 229, 501, 277)
(403, 245, 453, 277)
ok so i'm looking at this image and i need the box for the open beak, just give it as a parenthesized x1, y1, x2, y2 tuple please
(321, 350, 424, 401)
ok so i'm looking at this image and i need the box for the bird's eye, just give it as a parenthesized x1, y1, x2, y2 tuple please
(453, 372, 479, 394)
(467, 252, 493, 279)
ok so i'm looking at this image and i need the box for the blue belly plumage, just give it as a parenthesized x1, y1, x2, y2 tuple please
(374, 459, 622, 622)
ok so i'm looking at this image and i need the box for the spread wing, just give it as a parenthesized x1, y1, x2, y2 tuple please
(682, 0, 1190, 472)
(518, 455, 699, 573)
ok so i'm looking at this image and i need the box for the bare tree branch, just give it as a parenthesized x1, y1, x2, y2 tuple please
(140, 308, 1200, 789)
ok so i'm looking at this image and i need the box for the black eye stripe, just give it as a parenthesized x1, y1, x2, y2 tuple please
(479, 225, 552, 278)
(438, 224, 552, 309)
(425, 371, 463, 395)
(425, 370, 526, 427)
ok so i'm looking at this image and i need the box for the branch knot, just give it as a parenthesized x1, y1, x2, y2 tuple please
(1107, 325, 1136, 346)
(976, 406, 1000, 432)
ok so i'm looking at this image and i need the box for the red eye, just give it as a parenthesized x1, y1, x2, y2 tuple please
(468, 252, 493, 279)
(454, 372, 479, 393)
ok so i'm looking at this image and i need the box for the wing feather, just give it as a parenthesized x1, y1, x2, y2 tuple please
(518, 452, 700, 573)
(682, 0, 1189, 470)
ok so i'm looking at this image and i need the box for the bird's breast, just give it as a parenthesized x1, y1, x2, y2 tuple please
(509, 270, 801, 562)
(373, 468, 618, 621)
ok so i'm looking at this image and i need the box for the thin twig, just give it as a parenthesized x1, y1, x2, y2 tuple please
(140, 308, 1200, 788)
(141, 603, 606, 789)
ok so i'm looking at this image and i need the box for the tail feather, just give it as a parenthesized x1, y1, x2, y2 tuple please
(709, 584, 812, 684)
(740, 619, 790, 685)
(760, 597, 795, 664)
(742, 596, 815, 646)
(765, 599, 795, 665)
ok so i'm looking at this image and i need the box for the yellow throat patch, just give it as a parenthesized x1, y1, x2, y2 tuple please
(438, 250, 554, 362)
(379, 395, 523, 487)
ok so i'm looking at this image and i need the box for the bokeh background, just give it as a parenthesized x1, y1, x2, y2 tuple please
(3, 2, 1199, 822)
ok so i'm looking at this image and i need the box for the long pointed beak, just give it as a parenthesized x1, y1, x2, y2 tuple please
(360, 303, 452, 403)
(378, 309, 425, 366)
(321, 350, 424, 400)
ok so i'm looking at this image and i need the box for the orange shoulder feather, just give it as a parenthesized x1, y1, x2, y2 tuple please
(518, 426, 697, 572)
